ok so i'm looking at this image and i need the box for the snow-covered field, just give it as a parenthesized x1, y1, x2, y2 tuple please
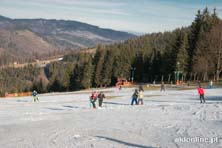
(0, 86, 222, 148)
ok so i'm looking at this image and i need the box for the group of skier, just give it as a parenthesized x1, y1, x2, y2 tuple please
(135, 81, 209, 104)
(131, 85, 144, 105)
(89, 91, 106, 109)
(88, 81, 209, 109)
(32, 80, 213, 107)
(131, 82, 165, 106)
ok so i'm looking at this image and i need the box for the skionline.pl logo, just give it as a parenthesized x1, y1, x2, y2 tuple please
(174, 136, 218, 144)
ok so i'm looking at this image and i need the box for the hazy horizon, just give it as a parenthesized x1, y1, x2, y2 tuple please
(0, 0, 222, 34)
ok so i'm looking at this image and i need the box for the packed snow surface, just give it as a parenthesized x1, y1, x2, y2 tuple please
(0, 86, 222, 148)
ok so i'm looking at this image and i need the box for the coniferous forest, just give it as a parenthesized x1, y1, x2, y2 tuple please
(0, 8, 222, 96)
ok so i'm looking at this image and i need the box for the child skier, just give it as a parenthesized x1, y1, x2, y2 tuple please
(160, 81, 165, 92)
(198, 86, 205, 103)
(137, 89, 144, 105)
(131, 89, 138, 105)
(32, 90, 39, 102)
(90, 91, 98, 109)
(98, 91, 105, 107)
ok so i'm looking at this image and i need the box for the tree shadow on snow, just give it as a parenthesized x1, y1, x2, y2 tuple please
(45, 107, 64, 111)
(103, 102, 129, 106)
(204, 96, 222, 102)
(17, 100, 29, 102)
(144, 100, 194, 104)
(63, 105, 80, 109)
(189, 96, 222, 103)
(96, 136, 156, 148)
(146, 99, 222, 104)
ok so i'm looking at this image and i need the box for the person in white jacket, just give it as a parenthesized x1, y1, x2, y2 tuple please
(137, 89, 144, 105)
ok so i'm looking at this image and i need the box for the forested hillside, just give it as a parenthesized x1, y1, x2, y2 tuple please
(0, 15, 134, 66)
(0, 8, 221, 96)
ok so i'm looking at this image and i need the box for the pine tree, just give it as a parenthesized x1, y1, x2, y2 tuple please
(101, 49, 115, 87)
(188, 9, 203, 73)
(113, 45, 132, 81)
(176, 30, 189, 74)
(93, 47, 106, 87)
(81, 55, 93, 89)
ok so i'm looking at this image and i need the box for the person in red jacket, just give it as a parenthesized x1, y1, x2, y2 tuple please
(198, 86, 205, 103)
(90, 91, 98, 109)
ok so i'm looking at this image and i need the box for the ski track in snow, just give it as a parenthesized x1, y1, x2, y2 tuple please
(0, 87, 222, 148)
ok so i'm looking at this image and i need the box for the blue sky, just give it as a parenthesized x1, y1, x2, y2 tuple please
(0, 0, 221, 34)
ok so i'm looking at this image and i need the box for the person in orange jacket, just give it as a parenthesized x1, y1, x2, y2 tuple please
(198, 86, 205, 103)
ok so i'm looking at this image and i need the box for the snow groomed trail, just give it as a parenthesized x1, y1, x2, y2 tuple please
(0, 87, 222, 148)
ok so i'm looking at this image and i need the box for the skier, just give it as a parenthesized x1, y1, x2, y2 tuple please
(209, 80, 213, 89)
(198, 81, 201, 87)
(131, 89, 138, 105)
(98, 91, 105, 107)
(90, 91, 98, 109)
(138, 89, 144, 105)
(32, 90, 39, 102)
(160, 81, 165, 92)
(170, 81, 173, 86)
(139, 85, 144, 92)
(198, 86, 205, 103)
(187, 81, 190, 86)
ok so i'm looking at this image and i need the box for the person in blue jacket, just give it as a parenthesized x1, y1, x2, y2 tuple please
(32, 90, 39, 102)
(131, 89, 138, 105)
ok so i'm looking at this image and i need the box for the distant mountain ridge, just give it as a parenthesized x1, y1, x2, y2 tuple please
(0, 15, 135, 65)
